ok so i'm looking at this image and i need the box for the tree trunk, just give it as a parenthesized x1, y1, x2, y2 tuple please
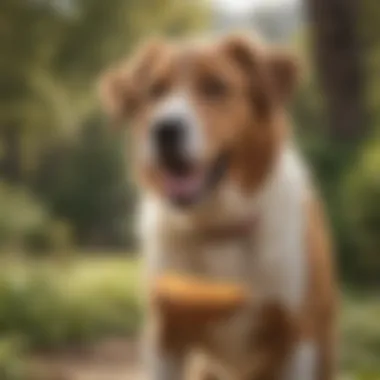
(306, 0, 367, 139)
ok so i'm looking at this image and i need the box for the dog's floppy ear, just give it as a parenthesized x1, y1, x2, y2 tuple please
(221, 34, 300, 111)
(221, 34, 274, 117)
(266, 47, 300, 104)
(221, 34, 262, 73)
(98, 39, 164, 124)
(98, 65, 130, 123)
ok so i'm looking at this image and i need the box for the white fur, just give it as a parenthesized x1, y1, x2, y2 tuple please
(252, 145, 309, 311)
(139, 142, 313, 379)
(144, 339, 185, 380)
(283, 342, 317, 380)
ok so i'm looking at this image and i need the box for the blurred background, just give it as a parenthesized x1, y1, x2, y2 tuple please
(0, 0, 379, 379)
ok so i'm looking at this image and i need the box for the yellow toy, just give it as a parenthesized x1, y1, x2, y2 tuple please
(152, 273, 248, 323)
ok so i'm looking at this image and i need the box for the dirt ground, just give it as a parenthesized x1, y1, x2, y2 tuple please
(31, 339, 145, 380)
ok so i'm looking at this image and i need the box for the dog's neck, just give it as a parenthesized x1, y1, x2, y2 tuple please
(138, 141, 308, 241)
(140, 160, 276, 240)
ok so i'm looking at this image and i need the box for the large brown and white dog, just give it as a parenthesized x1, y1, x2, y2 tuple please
(99, 33, 337, 380)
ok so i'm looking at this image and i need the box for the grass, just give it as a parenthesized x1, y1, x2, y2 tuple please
(341, 295, 380, 379)
(0, 255, 378, 379)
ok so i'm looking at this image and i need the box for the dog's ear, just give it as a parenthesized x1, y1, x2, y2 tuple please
(98, 65, 129, 123)
(221, 34, 274, 117)
(221, 34, 262, 72)
(266, 47, 300, 104)
(221, 34, 300, 114)
(98, 39, 165, 125)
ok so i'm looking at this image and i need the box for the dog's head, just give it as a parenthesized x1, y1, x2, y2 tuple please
(99, 34, 299, 208)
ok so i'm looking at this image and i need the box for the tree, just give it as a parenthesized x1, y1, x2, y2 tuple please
(0, 0, 208, 248)
(306, 0, 367, 139)
(0, 0, 207, 184)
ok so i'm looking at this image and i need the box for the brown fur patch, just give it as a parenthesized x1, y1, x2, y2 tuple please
(267, 48, 301, 104)
(301, 194, 337, 380)
(244, 303, 297, 380)
(157, 300, 297, 380)
(98, 39, 170, 124)
(227, 112, 287, 194)
(218, 35, 296, 194)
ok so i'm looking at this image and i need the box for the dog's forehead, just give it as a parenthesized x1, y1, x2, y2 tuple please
(144, 37, 261, 92)
(153, 38, 221, 67)
(177, 38, 218, 57)
(155, 39, 241, 82)
(178, 39, 228, 68)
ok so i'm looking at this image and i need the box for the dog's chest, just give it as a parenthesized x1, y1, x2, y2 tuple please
(140, 146, 311, 377)
(188, 237, 255, 283)
(166, 210, 305, 311)
(180, 223, 304, 373)
(141, 148, 308, 312)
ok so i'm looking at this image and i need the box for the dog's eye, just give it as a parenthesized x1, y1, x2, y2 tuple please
(199, 76, 228, 99)
(148, 80, 168, 100)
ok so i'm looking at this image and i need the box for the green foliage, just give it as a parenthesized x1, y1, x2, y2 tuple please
(0, 182, 74, 254)
(342, 141, 380, 284)
(0, 183, 48, 250)
(293, 68, 370, 284)
(0, 0, 207, 248)
(35, 115, 133, 246)
(293, 41, 380, 284)
(341, 294, 380, 377)
(0, 257, 141, 350)
(0, 336, 28, 380)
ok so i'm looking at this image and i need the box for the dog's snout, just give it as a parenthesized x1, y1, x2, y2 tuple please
(152, 117, 192, 174)
(154, 118, 185, 150)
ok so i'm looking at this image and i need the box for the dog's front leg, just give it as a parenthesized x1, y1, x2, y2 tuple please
(143, 314, 187, 380)
(142, 251, 189, 380)
(139, 202, 192, 379)
(145, 345, 186, 380)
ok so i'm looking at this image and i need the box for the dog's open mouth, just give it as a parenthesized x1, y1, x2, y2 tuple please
(162, 153, 229, 207)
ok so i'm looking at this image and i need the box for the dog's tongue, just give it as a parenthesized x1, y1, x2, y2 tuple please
(164, 173, 203, 200)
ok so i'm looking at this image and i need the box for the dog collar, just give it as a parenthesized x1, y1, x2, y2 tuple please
(198, 214, 259, 242)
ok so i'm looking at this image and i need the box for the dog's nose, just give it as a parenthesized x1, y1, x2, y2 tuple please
(152, 117, 190, 174)
(153, 118, 185, 151)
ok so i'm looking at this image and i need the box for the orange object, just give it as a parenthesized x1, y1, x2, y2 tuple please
(152, 274, 248, 321)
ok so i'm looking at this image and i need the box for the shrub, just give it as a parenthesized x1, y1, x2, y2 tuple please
(0, 183, 48, 250)
(0, 257, 142, 350)
(0, 336, 28, 380)
(343, 141, 380, 284)
(35, 116, 135, 248)
(341, 294, 380, 377)
(0, 182, 73, 256)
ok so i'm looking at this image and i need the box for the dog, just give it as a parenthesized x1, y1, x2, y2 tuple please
(99, 33, 337, 380)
